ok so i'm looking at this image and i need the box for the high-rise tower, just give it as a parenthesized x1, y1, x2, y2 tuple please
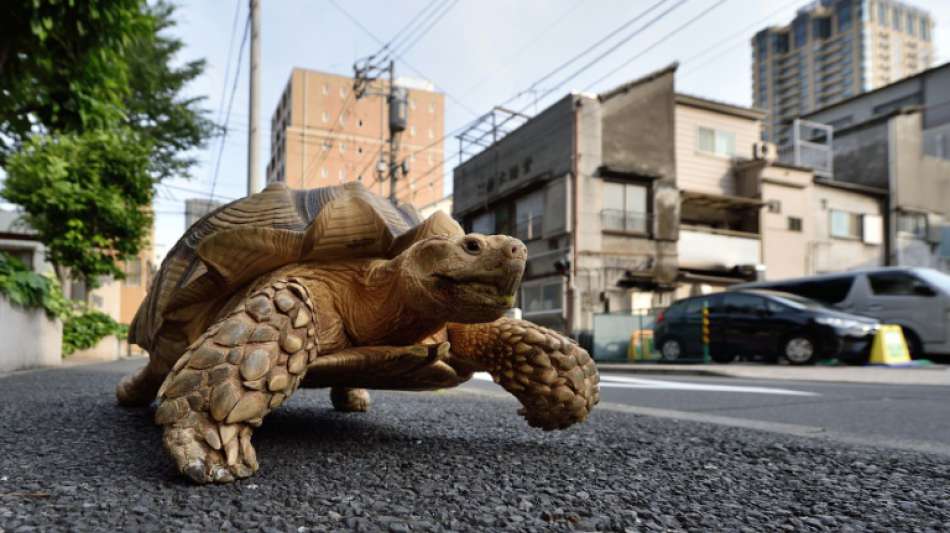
(752, 0, 934, 146)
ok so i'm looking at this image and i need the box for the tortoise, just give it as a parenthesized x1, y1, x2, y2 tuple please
(117, 181, 599, 484)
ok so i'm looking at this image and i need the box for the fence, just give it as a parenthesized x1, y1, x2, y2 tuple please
(591, 309, 663, 362)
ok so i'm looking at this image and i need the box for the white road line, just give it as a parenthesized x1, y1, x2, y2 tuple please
(473, 372, 818, 397)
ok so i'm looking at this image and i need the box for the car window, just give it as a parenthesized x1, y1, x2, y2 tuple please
(868, 271, 936, 297)
(772, 277, 853, 305)
(685, 298, 704, 316)
(766, 300, 787, 313)
(664, 301, 685, 320)
(723, 293, 764, 314)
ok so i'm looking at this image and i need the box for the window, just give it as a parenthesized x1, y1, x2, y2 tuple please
(906, 13, 916, 36)
(124, 258, 142, 286)
(697, 127, 736, 157)
(601, 181, 648, 233)
(814, 17, 831, 39)
(471, 211, 494, 234)
(872, 93, 921, 115)
(339, 86, 347, 97)
(921, 18, 930, 41)
(340, 143, 346, 154)
(897, 212, 928, 239)
(410, 125, 416, 137)
(408, 98, 415, 110)
(322, 111, 329, 123)
(892, 7, 901, 30)
(868, 272, 935, 296)
(793, 16, 808, 48)
(428, 102, 435, 113)
(787, 217, 803, 232)
(723, 294, 765, 314)
(428, 128, 434, 140)
(320, 168, 328, 178)
(322, 84, 328, 95)
(338, 168, 346, 182)
(521, 280, 563, 315)
(515, 190, 544, 241)
(767, 200, 781, 213)
(836, 2, 851, 32)
(878, 2, 886, 25)
(830, 210, 862, 239)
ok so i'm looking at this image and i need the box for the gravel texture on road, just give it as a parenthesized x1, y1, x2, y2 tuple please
(1, 360, 949, 532)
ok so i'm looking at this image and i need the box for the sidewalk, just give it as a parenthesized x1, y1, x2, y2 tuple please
(597, 362, 950, 386)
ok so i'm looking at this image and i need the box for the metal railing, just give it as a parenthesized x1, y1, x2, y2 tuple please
(600, 209, 650, 234)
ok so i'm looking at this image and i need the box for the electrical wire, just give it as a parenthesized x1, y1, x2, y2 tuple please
(209, 15, 251, 202)
(386, 0, 443, 53)
(581, 0, 730, 92)
(390, 0, 458, 58)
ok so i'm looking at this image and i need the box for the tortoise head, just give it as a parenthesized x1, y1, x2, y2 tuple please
(400, 233, 527, 323)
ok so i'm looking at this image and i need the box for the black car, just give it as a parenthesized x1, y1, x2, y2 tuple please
(653, 290, 879, 365)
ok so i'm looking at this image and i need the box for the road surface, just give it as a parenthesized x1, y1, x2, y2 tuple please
(1, 359, 948, 531)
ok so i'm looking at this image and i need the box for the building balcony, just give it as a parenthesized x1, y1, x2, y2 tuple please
(678, 226, 761, 271)
(600, 209, 651, 236)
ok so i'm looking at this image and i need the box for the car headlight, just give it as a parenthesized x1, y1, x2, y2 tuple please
(815, 316, 876, 336)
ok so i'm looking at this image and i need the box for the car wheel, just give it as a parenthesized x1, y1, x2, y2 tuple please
(660, 339, 682, 361)
(784, 336, 816, 365)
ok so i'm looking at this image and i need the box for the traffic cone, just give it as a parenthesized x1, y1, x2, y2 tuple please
(868, 325, 912, 366)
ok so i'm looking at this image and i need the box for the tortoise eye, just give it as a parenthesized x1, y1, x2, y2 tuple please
(463, 238, 482, 255)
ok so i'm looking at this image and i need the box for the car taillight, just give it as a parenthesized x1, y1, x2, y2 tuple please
(656, 310, 665, 324)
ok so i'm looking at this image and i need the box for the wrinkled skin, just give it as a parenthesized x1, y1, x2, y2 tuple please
(125, 232, 600, 484)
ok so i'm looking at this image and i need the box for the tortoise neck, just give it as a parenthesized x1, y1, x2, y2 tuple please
(347, 256, 444, 345)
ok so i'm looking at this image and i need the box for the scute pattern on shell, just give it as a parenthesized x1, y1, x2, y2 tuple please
(128, 181, 422, 373)
(154, 278, 317, 484)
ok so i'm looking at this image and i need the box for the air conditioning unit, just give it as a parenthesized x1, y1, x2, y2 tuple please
(752, 141, 776, 161)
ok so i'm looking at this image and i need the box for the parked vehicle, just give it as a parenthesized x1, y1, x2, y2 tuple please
(733, 267, 950, 358)
(654, 290, 879, 365)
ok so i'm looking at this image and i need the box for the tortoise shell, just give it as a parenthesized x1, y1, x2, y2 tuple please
(130, 181, 458, 364)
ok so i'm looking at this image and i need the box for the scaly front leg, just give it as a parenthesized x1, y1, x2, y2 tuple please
(446, 318, 599, 430)
(155, 279, 317, 483)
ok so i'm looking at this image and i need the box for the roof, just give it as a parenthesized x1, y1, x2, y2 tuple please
(598, 62, 678, 102)
(813, 177, 888, 197)
(674, 93, 766, 120)
(803, 61, 950, 118)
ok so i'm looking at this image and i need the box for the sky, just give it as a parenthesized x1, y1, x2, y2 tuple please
(144, 0, 950, 262)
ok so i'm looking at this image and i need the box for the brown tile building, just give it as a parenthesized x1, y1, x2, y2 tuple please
(266, 68, 445, 207)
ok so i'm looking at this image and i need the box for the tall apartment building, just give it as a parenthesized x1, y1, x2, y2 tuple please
(752, 0, 934, 146)
(266, 68, 445, 207)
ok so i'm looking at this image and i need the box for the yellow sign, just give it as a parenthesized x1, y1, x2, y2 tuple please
(868, 325, 911, 365)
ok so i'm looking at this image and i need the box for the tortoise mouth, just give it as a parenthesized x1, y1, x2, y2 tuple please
(432, 273, 517, 309)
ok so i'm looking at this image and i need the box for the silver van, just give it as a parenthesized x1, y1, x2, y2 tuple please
(733, 267, 950, 358)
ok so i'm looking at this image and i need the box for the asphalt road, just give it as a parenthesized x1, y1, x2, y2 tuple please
(1, 359, 948, 532)
(466, 371, 950, 455)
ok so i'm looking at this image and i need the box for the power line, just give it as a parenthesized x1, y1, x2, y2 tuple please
(534, 0, 692, 104)
(461, 0, 585, 96)
(326, 0, 479, 117)
(582, 0, 730, 92)
(391, 0, 458, 58)
(387, 0, 443, 53)
(507, 0, 674, 107)
(209, 15, 251, 202)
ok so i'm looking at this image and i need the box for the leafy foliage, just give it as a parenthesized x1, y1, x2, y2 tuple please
(0, 0, 151, 158)
(125, 1, 219, 181)
(62, 309, 128, 356)
(0, 130, 154, 288)
(0, 252, 70, 319)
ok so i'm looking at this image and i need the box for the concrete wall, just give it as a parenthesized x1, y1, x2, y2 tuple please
(830, 119, 890, 188)
(810, 183, 885, 273)
(674, 103, 759, 196)
(760, 165, 812, 280)
(891, 111, 950, 214)
(0, 296, 62, 373)
(453, 96, 574, 217)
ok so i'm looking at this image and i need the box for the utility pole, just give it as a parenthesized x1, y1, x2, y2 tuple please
(354, 57, 407, 202)
(247, 0, 262, 195)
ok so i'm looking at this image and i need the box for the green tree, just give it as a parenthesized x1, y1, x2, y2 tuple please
(0, 1, 217, 288)
(123, 1, 218, 181)
(1, 130, 154, 288)
(0, 0, 151, 157)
